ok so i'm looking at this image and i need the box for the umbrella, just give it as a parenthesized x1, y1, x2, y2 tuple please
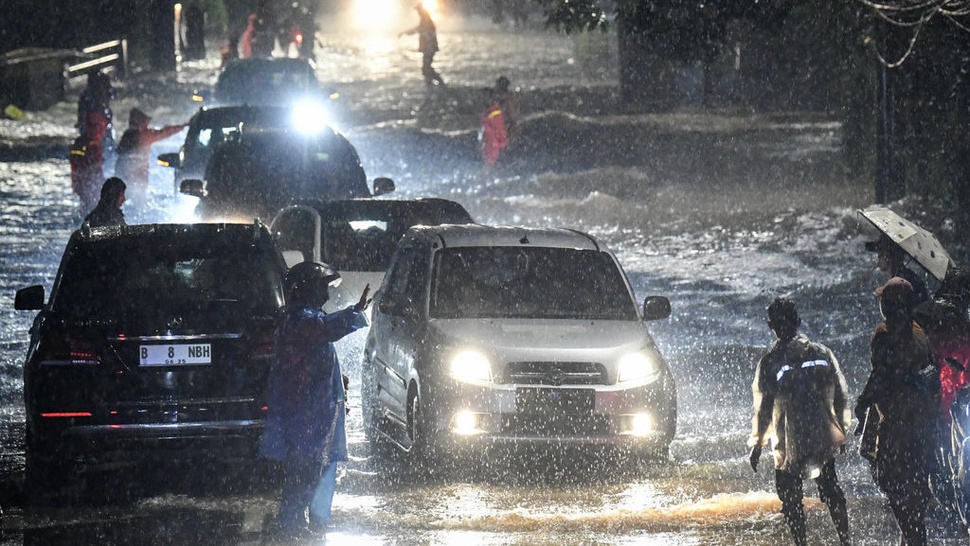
(858, 206, 952, 281)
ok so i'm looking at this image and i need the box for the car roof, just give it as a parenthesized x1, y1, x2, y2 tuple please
(281, 198, 474, 223)
(404, 224, 604, 251)
(191, 104, 291, 123)
(75, 222, 274, 246)
(221, 57, 315, 73)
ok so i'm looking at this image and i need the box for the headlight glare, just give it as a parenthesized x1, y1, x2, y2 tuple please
(449, 350, 492, 383)
(617, 351, 660, 384)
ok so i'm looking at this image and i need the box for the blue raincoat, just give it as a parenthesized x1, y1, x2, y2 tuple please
(259, 304, 366, 465)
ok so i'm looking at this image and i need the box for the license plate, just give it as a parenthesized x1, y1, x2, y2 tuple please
(516, 388, 594, 414)
(139, 344, 212, 366)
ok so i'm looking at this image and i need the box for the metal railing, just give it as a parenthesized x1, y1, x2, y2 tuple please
(67, 39, 128, 80)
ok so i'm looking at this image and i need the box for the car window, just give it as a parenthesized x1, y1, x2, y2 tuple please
(381, 245, 427, 316)
(274, 209, 317, 261)
(53, 237, 283, 319)
(324, 219, 395, 272)
(429, 247, 638, 320)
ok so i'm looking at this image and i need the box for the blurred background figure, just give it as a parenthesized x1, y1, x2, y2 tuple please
(83, 177, 127, 228)
(494, 75, 519, 144)
(401, 4, 444, 91)
(75, 71, 116, 171)
(181, 3, 206, 61)
(70, 112, 109, 216)
(478, 87, 508, 168)
(113, 108, 186, 211)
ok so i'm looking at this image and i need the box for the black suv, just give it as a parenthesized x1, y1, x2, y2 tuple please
(181, 127, 391, 221)
(14, 222, 286, 486)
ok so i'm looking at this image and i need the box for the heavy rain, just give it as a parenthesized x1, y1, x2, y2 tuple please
(2, 1, 970, 544)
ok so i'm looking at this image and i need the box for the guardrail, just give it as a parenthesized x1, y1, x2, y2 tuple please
(67, 39, 128, 80)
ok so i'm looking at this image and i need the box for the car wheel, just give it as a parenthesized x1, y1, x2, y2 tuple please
(407, 389, 434, 468)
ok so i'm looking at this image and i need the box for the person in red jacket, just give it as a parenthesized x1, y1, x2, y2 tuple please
(70, 112, 109, 216)
(114, 108, 186, 211)
(478, 88, 508, 168)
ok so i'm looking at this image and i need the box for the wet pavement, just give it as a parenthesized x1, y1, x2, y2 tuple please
(2, 23, 969, 545)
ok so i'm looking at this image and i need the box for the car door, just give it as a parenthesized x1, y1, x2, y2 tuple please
(372, 242, 427, 425)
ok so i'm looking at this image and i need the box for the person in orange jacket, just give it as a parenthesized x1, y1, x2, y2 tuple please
(114, 108, 186, 210)
(478, 88, 508, 168)
(70, 112, 109, 216)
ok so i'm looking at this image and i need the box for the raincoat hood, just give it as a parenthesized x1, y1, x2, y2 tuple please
(128, 108, 152, 128)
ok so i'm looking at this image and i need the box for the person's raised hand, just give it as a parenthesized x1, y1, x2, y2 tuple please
(355, 284, 371, 312)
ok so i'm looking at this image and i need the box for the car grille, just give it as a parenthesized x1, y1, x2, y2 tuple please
(500, 361, 607, 386)
(501, 414, 613, 436)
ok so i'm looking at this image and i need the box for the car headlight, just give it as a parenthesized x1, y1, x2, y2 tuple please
(291, 99, 329, 133)
(449, 350, 492, 384)
(617, 351, 661, 384)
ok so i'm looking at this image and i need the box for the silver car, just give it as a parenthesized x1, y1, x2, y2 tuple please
(362, 225, 676, 465)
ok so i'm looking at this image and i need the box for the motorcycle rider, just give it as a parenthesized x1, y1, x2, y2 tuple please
(259, 261, 370, 538)
(749, 297, 852, 546)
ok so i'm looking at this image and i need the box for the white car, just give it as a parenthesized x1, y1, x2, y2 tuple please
(362, 224, 677, 465)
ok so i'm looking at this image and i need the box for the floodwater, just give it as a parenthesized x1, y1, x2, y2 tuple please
(1, 21, 968, 545)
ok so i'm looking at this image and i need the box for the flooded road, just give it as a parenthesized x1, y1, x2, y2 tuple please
(2, 23, 968, 545)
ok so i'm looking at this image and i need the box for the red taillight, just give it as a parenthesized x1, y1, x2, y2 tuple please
(295, 32, 303, 45)
(41, 412, 92, 418)
(38, 337, 101, 366)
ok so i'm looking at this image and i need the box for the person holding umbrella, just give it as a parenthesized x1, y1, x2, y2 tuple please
(866, 233, 930, 308)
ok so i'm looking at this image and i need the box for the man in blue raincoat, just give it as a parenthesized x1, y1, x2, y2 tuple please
(260, 261, 369, 538)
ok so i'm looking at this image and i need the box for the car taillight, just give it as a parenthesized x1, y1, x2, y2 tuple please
(38, 338, 101, 366)
(295, 32, 303, 45)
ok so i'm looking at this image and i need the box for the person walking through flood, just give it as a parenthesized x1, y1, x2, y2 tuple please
(83, 177, 127, 228)
(748, 297, 852, 546)
(400, 4, 444, 91)
(113, 108, 186, 211)
(259, 261, 370, 539)
(493, 75, 519, 144)
(855, 277, 940, 546)
(70, 112, 109, 216)
(479, 87, 509, 168)
(75, 71, 116, 170)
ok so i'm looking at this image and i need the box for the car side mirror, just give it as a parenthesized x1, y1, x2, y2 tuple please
(157, 152, 181, 168)
(15, 285, 45, 310)
(180, 178, 207, 198)
(372, 177, 395, 197)
(378, 295, 413, 318)
(642, 296, 671, 321)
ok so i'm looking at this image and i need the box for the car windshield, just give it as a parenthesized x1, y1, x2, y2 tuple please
(186, 109, 287, 156)
(216, 61, 317, 104)
(53, 235, 283, 320)
(429, 247, 638, 320)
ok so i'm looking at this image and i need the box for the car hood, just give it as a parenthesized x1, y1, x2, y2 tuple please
(427, 318, 659, 362)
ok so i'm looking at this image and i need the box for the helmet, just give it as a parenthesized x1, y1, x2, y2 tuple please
(284, 261, 341, 307)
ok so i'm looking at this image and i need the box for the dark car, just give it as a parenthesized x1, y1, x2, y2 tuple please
(181, 127, 393, 221)
(158, 105, 296, 195)
(14, 222, 286, 488)
(270, 198, 474, 310)
(195, 57, 336, 107)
